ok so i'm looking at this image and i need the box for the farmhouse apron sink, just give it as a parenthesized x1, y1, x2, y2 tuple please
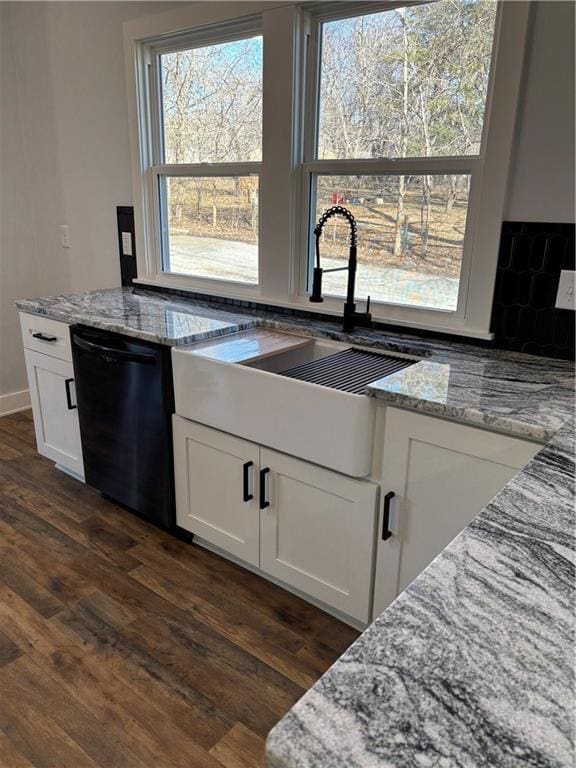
(172, 329, 415, 477)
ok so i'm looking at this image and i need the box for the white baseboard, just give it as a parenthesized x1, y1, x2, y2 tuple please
(0, 389, 31, 417)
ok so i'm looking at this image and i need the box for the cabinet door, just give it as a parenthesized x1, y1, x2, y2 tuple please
(24, 349, 84, 479)
(173, 417, 260, 566)
(260, 448, 377, 622)
(372, 408, 539, 618)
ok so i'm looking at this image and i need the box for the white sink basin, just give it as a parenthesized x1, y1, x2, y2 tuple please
(172, 329, 403, 477)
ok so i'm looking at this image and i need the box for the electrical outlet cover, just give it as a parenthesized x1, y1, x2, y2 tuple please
(555, 270, 575, 311)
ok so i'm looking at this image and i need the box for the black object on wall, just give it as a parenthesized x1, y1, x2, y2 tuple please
(490, 221, 575, 360)
(117, 206, 137, 286)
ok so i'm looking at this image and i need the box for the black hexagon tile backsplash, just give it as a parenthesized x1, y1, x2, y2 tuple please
(491, 222, 575, 360)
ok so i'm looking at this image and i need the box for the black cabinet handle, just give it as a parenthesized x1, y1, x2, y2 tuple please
(243, 461, 253, 502)
(32, 332, 57, 342)
(382, 491, 394, 541)
(64, 378, 77, 410)
(259, 467, 270, 510)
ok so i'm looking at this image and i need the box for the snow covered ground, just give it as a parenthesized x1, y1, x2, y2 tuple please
(168, 234, 459, 311)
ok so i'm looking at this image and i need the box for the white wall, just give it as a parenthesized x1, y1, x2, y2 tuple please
(0, 0, 574, 402)
(506, 1, 575, 222)
(0, 1, 183, 402)
(0, 3, 72, 402)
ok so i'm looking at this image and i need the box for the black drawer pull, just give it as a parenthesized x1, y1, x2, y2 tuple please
(64, 378, 77, 410)
(382, 491, 394, 541)
(243, 461, 253, 502)
(259, 467, 270, 510)
(32, 332, 57, 342)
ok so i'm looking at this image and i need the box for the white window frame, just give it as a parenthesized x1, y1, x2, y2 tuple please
(134, 16, 264, 293)
(124, 0, 530, 339)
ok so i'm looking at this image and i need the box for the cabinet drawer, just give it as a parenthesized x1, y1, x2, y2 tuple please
(20, 313, 72, 362)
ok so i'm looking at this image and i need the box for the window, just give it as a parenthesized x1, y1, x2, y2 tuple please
(303, 1, 498, 313)
(126, 2, 529, 337)
(154, 32, 263, 285)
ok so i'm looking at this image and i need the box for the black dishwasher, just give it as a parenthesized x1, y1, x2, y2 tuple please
(71, 325, 175, 529)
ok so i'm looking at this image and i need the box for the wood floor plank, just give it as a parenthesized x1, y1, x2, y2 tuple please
(0, 412, 358, 767)
(0, 425, 37, 459)
(0, 629, 22, 668)
(131, 561, 319, 688)
(0, 478, 141, 571)
(0, 584, 228, 753)
(0, 490, 86, 561)
(58, 568, 304, 737)
(0, 440, 25, 461)
(131, 533, 358, 654)
(0, 656, 144, 768)
(0, 588, 175, 762)
(0, 669, 100, 768)
(22, 643, 223, 768)
(0, 555, 63, 618)
(0, 731, 36, 768)
(0, 460, 93, 523)
(129, 542, 305, 653)
(0, 519, 96, 604)
(54, 588, 236, 745)
(0, 450, 103, 523)
(210, 723, 266, 768)
(120, 617, 297, 738)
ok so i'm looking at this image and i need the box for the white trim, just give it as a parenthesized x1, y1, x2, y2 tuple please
(463, 1, 532, 332)
(151, 163, 262, 177)
(0, 390, 31, 417)
(132, 277, 494, 340)
(124, 0, 529, 339)
(54, 463, 86, 483)
(123, 2, 291, 44)
(295, 1, 528, 334)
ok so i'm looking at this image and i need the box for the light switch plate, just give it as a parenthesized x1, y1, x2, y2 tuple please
(555, 270, 575, 310)
(60, 224, 70, 249)
(121, 231, 133, 256)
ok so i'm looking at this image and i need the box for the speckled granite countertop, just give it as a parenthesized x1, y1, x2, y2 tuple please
(16, 287, 574, 442)
(16, 287, 575, 766)
(16, 287, 259, 346)
(267, 415, 575, 768)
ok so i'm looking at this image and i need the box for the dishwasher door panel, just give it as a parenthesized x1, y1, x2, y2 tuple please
(71, 326, 175, 528)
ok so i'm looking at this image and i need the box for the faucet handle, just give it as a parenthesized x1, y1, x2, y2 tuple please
(310, 267, 324, 303)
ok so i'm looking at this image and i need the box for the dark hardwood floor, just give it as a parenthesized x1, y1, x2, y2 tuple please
(0, 411, 358, 768)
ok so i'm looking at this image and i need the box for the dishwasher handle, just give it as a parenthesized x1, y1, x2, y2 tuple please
(72, 334, 157, 364)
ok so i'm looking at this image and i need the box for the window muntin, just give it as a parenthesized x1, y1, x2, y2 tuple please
(317, 2, 498, 161)
(155, 33, 262, 285)
(160, 175, 259, 284)
(311, 173, 471, 311)
(160, 36, 263, 164)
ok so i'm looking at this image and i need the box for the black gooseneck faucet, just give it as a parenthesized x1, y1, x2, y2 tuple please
(309, 205, 372, 333)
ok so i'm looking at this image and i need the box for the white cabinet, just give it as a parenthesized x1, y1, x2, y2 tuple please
(24, 348, 84, 479)
(173, 417, 260, 566)
(372, 407, 539, 618)
(20, 312, 73, 362)
(259, 448, 377, 622)
(173, 417, 378, 622)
